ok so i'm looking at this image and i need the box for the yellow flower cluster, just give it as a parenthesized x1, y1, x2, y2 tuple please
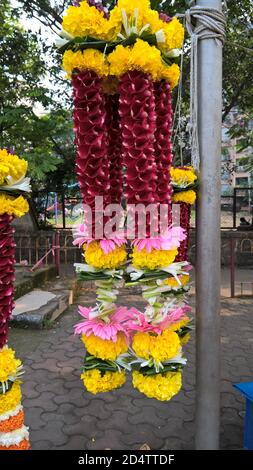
(0, 149, 27, 186)
(132, 370, 182, 401)
(63, 41, 180, 88)
(132, 329, 181, 362)
(108, 40, 180, 86)
(169, 318, 190, 332)
(0, 383, 22, 415)
(172, 189, 196, 205)
(81, 369, 126, 394)
(0, 347, 21, 384)
(131, 246, 178, 270)
(63, 49, 109, 78)
(62, 2, 110, 40)
(84, 241, 127, 269)
(81, 332, 128, 361)
(170, 166, 197, 186)
(62, 1, 184, 52)
(0, 194, 29, 217)
(163, 274, 190, 288)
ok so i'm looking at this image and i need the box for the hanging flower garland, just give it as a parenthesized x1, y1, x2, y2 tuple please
(0, 149, 30, 450)
(58, 0, 196, 401)
(171, 166, 198, 261)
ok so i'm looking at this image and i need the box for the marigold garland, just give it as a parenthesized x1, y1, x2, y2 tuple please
(173, 189, 196, 205)
(62, 1, 193, 403)
(0, 409, 24, 433)
(0, 149, 27, 185)
(0, 439, 30, 451)
(0, 148, 30, 449)
(81, 369, 126, 394)
(131, 246, 178, 270)
(62, 2, 109, 40)
(170, 166, 197, 187)
(62, 44, 180, 89)
(132, 329, 181, 362)
(62, 0, 184, 52)
(0, 347, 21, 383)
(81, 332, 128, 361)
(84, 241, 127, 269)
(163, 274, 190, 288)
(0, 382, 22, 416)
(0, 194, 29, 218)
(132, 370, 182, 401)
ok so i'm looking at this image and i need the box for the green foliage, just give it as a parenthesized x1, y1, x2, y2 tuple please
(1, 0, 252, 181)
(0, 0, 75, 188)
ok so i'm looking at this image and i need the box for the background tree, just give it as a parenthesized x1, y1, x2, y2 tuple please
(0, 0, 75, 189)
(2, 0, 253, 178)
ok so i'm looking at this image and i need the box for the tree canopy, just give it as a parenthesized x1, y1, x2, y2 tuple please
(1, 0, 252, 183)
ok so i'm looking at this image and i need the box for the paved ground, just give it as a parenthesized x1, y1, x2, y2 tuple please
(9, 287, 253, 450)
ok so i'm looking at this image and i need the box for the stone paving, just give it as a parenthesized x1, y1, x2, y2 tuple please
(9, 290, 253, 450)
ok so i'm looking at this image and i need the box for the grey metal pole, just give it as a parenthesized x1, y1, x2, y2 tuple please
(195, 0, 223, 449)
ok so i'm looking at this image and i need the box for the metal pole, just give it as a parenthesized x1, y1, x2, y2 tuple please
(195, 0, 223, 449)
(233, 188, 236, 228)
(230, 238, 235, 298)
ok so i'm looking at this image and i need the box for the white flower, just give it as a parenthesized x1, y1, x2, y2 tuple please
(166, 48, 182, 58)
(155, 29, 166, 44)
(2, 176, 31, 193)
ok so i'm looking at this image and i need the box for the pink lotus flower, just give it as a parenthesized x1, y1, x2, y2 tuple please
(73, 223, 127, 253)
(132, 226, 186, 253)
(74, 306, 133, 342)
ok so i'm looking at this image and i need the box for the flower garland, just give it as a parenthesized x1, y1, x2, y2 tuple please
(59, 1, 196, 401)
(105, 93, 123, 204)
(171, 166, 198, 262)
(0, 348, 30, 450)
(0, 149, 30, 449)
(154, 80, 173, 227)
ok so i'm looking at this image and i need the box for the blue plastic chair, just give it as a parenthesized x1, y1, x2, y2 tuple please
(234, 382, 253, 450)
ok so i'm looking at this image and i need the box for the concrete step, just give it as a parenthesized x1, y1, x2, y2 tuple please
(10, 289, 70, 329)
(14, 265, 57, 300)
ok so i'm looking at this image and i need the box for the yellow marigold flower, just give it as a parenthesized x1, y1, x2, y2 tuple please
(0, 149, 27, 186)
(132, 330, 181, 362)
(163, 274, 190, 288)
(81, 369, 126, 394)
(62, 49, 109, 77)
(0, 194, 29, 217)
(130, 39, 163, 81)
(169, 318, 190, 332)
(143, 8, 163, 33)
(180, 333, 191, 346)
(161, 63, 180, 89)
(170, 166, 197, 186)
(109, 0, 151, 40)
(108, 40, 163, 81)
(108, 44, 131, 77)
(162, 17, 185, 51)
(0, 347, 22, 384)
(131, 246, 178, 270)
(173, 189, 196, 205)
(84, 241, 127, 269)
(81, 332, 128, 361)
(62, 2, 110, 40)
(132, 370, 182, 401)
(0, 382, 22, 415)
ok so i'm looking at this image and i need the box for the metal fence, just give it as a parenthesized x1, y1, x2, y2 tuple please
(32, 187, 253, 230)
